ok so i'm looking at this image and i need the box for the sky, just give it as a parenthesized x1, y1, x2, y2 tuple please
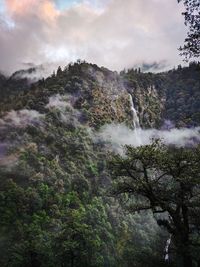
(0, 0, 187, 75)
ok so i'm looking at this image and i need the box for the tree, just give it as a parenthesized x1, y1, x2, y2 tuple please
(0, 180, 56, 267)
(0, 180, 116, 267)
(56, 66, 62, 76)
(54, 192, 115, 267)
(178, 0, 200, 59)
(109, 142, 200, 267)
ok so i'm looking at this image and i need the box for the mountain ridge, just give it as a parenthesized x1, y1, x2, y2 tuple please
(0, 61, 199, 129)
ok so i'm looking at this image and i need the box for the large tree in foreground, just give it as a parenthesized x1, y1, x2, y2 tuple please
(109, 142, 200, 267)
(178, 0, 200, 58)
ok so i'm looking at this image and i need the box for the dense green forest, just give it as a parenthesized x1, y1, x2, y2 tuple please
(0, 61, 200, 266)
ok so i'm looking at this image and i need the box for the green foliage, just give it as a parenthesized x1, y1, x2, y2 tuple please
(0, 61, 199, 267)
(109, 141, 200, 267)
(0, 179, 115, 267)
(178, 0, 200, 59)
(0, 107, 117, 267)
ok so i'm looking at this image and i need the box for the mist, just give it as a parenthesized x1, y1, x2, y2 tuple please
(46, 94, 71, 110)
(0, 109, 43, 128)
(46, 94, 82, 127)
(96, 124, 200, 153)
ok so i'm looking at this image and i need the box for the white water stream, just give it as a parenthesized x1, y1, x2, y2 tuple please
(164, 235, 171, 262)
(129, 94, 141, 130)
(129, 94, 142, 145)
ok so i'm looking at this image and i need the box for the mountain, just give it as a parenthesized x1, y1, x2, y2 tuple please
(0, 60, 199, 267)
(1, 61, 199, 127)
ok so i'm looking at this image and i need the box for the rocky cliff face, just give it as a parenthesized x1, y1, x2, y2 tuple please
(127, 84, 164, 128)
(121, 62, 200, 128)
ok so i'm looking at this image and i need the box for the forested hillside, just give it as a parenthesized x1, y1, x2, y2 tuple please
(0, 61, 199, 267)
(1, 61, 199, 127)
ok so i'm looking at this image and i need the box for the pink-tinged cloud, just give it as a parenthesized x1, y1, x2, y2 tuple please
(6, 0, 37, 15)
(0, 0, 187, 75)
(5, 0, 59, 22)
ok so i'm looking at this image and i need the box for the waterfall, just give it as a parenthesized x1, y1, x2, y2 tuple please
(129, 94, 140, 130)
(164, 235, 171, 262)
(128, 94, 142, 145)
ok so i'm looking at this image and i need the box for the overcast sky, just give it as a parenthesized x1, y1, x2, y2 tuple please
(0, 0, 187, 74)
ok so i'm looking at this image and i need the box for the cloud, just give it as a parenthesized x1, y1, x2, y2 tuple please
(0, 143, 8, 159)
(0, 109, 43, 128)
(11, 64, 54, 81)
(5, 0, 59, 21)
(96, 124, 200, 154)
(132, 60, 169, 73)
(46, 94, 81, 126)
(46, 94, 71, 110)
(0, 0, 187, 74)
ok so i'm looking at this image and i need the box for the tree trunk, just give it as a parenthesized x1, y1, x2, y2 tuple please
(177, 240, 193, 267)
(182, 251, 193, 267)
(30, 251, 40, 267)
(173, 203, 193, 267)
(182, 204, 192, 267)
(70, 251, 74, 267)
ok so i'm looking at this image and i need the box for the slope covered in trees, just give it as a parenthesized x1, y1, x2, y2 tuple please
(0, 61, 199, 266)
(1, 61, 200, 128)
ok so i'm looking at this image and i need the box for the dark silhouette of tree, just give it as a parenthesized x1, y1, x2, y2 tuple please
(56, 66, 62, 76)
(109, 142, 200, 267)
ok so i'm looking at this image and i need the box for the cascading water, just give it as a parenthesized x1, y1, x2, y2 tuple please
(129, 94, 141, 130)
(129, 94, 142, 145)
(164, 235, 171, 262)
(164, 216, 172, 262)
